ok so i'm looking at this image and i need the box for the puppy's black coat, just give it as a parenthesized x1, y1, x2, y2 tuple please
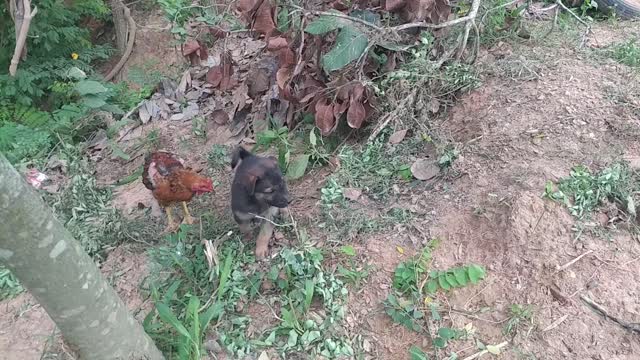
(231, 147, 290, 258)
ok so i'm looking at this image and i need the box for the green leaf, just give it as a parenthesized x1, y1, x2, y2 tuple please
(75, 80, 108, 95)
(340, 245, 356, 257)
(82, 95, 107, 108)
(156, 302, 191, 339)
(486, 344, 501, 355)
(453, 268, 468, 286)
(322, 26, 369, 72)
(444, 272, 460, 287)
(187, 296, 200, 340)
(109, 140, 130, 160)
(217, 252, 234, 301)
(437, 274, 451, 290)
(304, 279, 315, 312)
(287, 329, 299, 347)
(66, 67, 87, 80)
(467, 264, 486, 284)
(287, 154, 310, 180)
(199, 302, 224, 334)
(438, 327, 456, 340)
(309, 128, 317, 146)
(433, 337, 447, 348)
(409, 345, 429, 360)
(277, 7, 290, 32)
(425, 279, 438, 294)
(305, 15, 343, 34)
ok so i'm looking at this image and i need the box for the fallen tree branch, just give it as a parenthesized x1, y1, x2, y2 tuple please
(105, 3, 136, 81)
(392, 0, 482, 32)
(9, 0, 38, 76)
(556, 0, 590, 28)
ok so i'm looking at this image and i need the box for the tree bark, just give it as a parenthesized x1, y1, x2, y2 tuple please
(0, 154, 165, 360)
(109, 0, 129, 53)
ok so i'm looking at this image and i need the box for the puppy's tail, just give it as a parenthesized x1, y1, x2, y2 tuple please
(231, 146, 252, 169)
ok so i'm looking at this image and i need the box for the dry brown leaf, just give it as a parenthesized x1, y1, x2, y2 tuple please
(343, 188, 362, 201)
(346, 98, 366, 129)
(389, 129, 408, 144)
(385, 0, 406, 11)
(206, 52, 234, 90)
(211, 109, 229, 125)
(209, 27, 228, 40)
(315, 98, 336, 135)
(238, 0, 277, 36)
(276, 67, 292, 90)
(267, 36, 288, 50)
(182, 40, 200, 56)
(411, 159, 439, 180)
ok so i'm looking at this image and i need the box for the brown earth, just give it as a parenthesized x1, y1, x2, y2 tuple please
(2, 9, 640, 360)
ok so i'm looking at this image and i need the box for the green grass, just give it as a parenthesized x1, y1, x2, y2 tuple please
(545, 161, 639, 220)
(144, 215, 357, 358)
(608, 39, 640, 69)
(503, 304, 534, 337)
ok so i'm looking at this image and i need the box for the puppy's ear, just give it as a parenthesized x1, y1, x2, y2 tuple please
(245, 174, 258, 195)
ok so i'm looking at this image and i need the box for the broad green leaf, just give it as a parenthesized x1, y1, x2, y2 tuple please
(162, 280, 181, 303)
(438, 327, 456, 340)
(277, 8, 290, 32)
(305, 15, 343, 34)
(409, 345, 429, 360)
(322, 26, 369, 72)
(444, 272, 460, 287)
(156, 302, 191, 339)
(82, 95, 107, 108)
(433, 337, 447, 348)
(188, 296, 200, 340)
(467, 264, 486, 284)
(453, 268, 468, 286)
(66, 67, 86, 80)
(437, 274, 451, 290)
(75, 80, 108, 95)
(287, 329, 299, 347)
(425, 279, 438, 294)
(287, 154, 310, 180)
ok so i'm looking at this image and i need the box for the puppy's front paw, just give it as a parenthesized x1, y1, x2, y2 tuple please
(255, 244, 269, 260)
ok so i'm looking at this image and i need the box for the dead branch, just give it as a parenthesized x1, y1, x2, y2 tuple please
(542, 314, 569, 332)
(105, 3, 136, 81)
(462, 341, 509, 360)
(290, 5, 382, 31)
(556, 0, 591, 28)
(9, 0, 38, 76)
(555, 249, 593, 272)
(456, 0, 482, 60)
(392, 0, 482, 32)
(580, 295, 640, 334)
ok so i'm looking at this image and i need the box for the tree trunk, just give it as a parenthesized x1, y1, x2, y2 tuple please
(0, 154, 165, 360)
(109, 0, 129, 53)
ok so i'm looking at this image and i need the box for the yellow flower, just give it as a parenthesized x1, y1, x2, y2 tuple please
(71, 53, 79, 60)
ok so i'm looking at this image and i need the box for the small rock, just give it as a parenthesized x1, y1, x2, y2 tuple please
(204, 339, 222, 353)
(170, 113, 185, 121)
(411, 159, 439, 180)
(343, 188, 362, 201)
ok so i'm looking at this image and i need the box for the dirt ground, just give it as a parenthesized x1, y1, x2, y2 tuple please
(2, 10, 640, 360)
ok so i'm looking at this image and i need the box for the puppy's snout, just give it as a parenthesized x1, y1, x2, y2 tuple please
(272, 193, 290, 208)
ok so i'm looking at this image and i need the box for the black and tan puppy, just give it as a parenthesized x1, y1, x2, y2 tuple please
(231, 146, 290, 259)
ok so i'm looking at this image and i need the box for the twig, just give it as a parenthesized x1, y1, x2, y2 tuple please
(291, 5, 382, 31)
(480, 0, 520, 25)
(555, 0, 591, 28)
(105, 3, 136, 81)
(555, 250, 593, 272)
(292, 17, 306, 78)
(392, 0, 481, 32)
(542, 314, 569, 332)
(247, 212, 293, 227)
(462, 341, 509, 360)
(456, 0, 482, 60)
(9, 0, 38, 76)
(580, 295, 640, 334)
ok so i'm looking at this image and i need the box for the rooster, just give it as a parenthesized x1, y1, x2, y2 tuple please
(142, 151, 213, 232)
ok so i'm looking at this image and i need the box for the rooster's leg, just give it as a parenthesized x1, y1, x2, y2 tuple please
(181, 202, 195, 225)
(163, 206, 179, 233)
